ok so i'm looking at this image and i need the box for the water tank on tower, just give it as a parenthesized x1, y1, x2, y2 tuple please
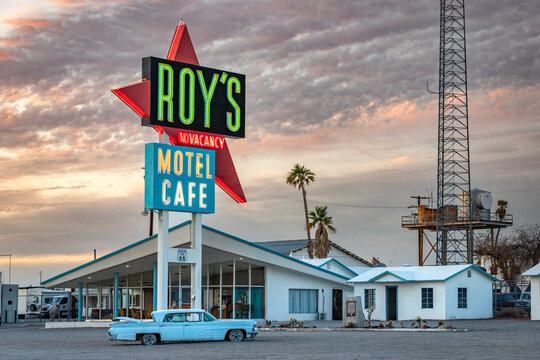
(461, 188, 492, 221)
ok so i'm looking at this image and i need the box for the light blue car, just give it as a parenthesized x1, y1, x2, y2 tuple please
(108, 309, 258, 345)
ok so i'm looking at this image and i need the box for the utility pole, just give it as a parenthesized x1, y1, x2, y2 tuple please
(0, 254, 12, 283)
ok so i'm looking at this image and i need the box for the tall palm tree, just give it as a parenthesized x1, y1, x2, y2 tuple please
(286, 164, 316, 259)
(308, 206, 336, 259)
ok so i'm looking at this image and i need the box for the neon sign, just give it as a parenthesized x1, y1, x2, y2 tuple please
(176, 131, 225, 150)
(145, 143, 215, 213)
(112, 24, 247, 204)
(142, 57, 245, 139)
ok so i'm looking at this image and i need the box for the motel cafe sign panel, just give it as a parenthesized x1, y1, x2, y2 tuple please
(142, 56, 246, 139)
(145, 143, 215, 213)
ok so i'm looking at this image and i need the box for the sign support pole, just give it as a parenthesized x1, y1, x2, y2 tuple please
(156, 131, 169, 311)
(191, 212, 202, 309)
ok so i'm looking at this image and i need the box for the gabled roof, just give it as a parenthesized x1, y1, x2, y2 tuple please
(349, 264, 498, 283)
(300, 258, 332, 267)
(257, 239, 372, 267)
(301, 258, 359, 276)
(522, 263, 540, 277)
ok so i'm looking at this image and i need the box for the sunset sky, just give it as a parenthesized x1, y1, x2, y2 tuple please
(0, 0, 538, 286)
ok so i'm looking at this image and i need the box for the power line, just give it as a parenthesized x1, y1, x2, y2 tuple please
(309, 201, 406, 209)
(389, 228, 406, 265)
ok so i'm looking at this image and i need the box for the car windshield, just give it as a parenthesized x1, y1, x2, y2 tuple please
(501, 294, 515, 300)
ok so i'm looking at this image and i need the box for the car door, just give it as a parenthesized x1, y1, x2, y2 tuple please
(183, 312, 212, 341)
(159, 313, 186, 341)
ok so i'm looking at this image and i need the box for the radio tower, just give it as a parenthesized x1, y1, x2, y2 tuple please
(402, 0, 513, 266)
(436, 0, 472, 264)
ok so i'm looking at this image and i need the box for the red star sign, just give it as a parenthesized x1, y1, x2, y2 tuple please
(112, 22, 246, 204)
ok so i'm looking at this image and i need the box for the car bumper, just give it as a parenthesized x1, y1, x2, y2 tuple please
(247, 331, 258, 340)
(108, 334, 118, 341)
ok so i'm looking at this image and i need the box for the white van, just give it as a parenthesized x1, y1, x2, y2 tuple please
(18, 288, 71, 319)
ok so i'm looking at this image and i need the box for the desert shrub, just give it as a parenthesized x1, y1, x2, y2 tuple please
(288, 318, 304, 328)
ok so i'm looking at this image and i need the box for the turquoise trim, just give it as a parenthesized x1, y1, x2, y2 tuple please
(444, 264, 499, 282)
(201, 224, 350, 281)
(114, 272, 119, 318)
(41, 220, 191, 285)
(78, 282, 83, 322)
(353, 264, 499, 284)
(319, 258, 359, 276)
(42, 220, 350, 286)
(368, 271, 408, 283)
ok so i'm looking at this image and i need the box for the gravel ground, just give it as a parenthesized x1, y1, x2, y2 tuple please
(1, 319, 539, 359)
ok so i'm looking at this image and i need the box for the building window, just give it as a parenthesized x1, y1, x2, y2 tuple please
(364, 289, 376, 309)
(421, 288, 433, 309)
(288, 289, 318, 314)
(458, 288, 467, 308)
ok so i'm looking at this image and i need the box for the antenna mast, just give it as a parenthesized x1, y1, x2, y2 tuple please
(436, 0, 472, 264)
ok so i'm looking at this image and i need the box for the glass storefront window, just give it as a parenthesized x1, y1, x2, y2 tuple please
(234, 287, 249, 319)
(251, 287, 264, 319)
(252, 266, 264, 286)
(235, 261, 249, 285)
(222, 261, 234, 285)
(94, 257, 265, 321)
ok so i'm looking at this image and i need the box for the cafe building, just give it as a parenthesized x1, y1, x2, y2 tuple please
(42, 221, 370, 321)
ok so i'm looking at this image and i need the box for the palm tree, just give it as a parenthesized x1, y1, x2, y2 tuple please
(495, 200, 508, 221)
(286, 164, 316, 258)
(494, 199, 509, 247)
(308, 206, 336, 259)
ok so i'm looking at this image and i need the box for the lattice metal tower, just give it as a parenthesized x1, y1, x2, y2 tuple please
(436, 0, 473, 264)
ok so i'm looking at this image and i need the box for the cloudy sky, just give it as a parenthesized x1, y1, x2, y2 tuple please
(0, 0, 538, 286)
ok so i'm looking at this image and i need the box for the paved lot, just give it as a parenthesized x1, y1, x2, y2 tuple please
(1, 319, 539, 359)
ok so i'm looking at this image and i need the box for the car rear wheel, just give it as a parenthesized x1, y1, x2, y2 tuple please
(141, 333, 158, 346)
(228, 329, 244, 342)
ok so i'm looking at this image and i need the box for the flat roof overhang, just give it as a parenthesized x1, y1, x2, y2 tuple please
(43, 222, 352, 289)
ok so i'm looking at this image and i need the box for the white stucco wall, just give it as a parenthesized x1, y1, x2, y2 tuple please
(394, 282, 446, 320)
(353, 283, 388, 321)
(444, 269, 493, 319)
(265, 266, 353, 321)
(353, 269, 494, 321)
(531, 277, 540, 321)
(353, 281, 446, 321)
(290, 247, 370, 268)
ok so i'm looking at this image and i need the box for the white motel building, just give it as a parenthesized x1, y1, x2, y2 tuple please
(349, 265, 497, 321)
(42, 221, 372, 321)
(43, 221, 499, 322)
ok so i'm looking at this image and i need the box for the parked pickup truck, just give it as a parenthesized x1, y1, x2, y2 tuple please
(108, 309, 257, 345)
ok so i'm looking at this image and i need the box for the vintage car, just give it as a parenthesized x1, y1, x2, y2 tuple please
(108, 309, 258, 345)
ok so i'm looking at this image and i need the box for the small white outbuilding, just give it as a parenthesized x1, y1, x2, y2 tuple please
(349, 264, 496, 321)
(522, 263, 540, 320)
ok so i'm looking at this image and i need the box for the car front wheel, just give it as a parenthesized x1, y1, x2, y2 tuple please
(141, 333, 158, 346)
(228, 329, 244, 342)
